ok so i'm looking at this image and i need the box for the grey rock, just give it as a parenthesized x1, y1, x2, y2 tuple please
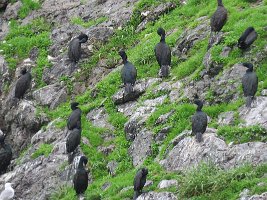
(101, 132, 115, 142)
(124, 95, 167, 141)
(0, 55, 10, 96)
(257, 182, 266, 187)
(112, 78, 160, 105)
(86, 107, 114, 130)
(97, 144, 115, 156)
(117, 101, 138, 117)
(128, 129, 153, 167)
(218, 111, 235, 126)
(73, 82, 86, 95)
(31, 120, 64, 145)
(261, 89, 267, 96)
(101, 182, 111, 191)
(107, 161, 118, 176)
(240, 189, 250, 200)
(239, 97, 267, 129)
(154, 126, 172, 143)
(172, 17, 209, 58)
(220, 46, 232, 57)
(248, 192, 267, 200)
(169, 80, 183, 103)
(3, 1, 22, 20)
(0, 0, 8, 9)
(161, 130, 267, 171)
(137, 192, 177, 200)
(144, 180, 153, 187)
(155, 110, 174, 125)
(210, 63, 247, 104)
(33, 84, 67, 109)
(157, 180, 178, 189)
(202, 49, 223, 77)
(153, 81, 172, 94)
(136, 2, 177, 32)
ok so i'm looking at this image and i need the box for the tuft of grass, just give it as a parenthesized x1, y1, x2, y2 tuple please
(71, 16, 108, 28)
(50, 186, 77, 200)
(217, 125, 267, 144)
(31, 143, 53, 159)
(19, 0, 41, 19)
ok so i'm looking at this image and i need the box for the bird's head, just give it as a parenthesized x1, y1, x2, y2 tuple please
(5, 183, 13, 188)
(157, 27, 165, 37)
(80, 156, 88, 166)
(242, 62, 253, 71)
(118, 50, 127, 62)
(70, 102, 79, 110)
(21, 68, 27, 75)
(78, 33, 88, 43)
(142, 168, 148, 176)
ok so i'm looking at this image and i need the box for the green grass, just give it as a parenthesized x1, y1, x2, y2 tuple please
(19, 0, 41, 19)
(31, 143, 53, 159)
(71, 16, 108, 28)
(217, 125, 267, 144)
(2, 0, 266, 199)
(0, 18, 51, 87)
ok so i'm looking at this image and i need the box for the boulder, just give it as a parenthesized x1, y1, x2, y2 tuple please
(157, 180, 178, 189)
(137, 192, 177, 200)
(218, 111, 235, 126)
(161, 130, 267, 171)
(3, 1, 22, 20)
(128, 129, 153, 167)
(86, 107, 114, 130)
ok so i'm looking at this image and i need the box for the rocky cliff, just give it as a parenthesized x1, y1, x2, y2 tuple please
(0, 0, 266, 199)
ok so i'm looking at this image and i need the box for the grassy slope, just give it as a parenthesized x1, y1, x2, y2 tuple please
(0, 0, 267, 199)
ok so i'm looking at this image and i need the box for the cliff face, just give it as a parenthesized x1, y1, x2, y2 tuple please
(0, 0, 267, 199)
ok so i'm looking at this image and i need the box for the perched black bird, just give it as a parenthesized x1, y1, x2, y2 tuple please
(73, 156, 88, 195)
(14, 68, 32, 99)
(68, 33, 88, 63)
(208, 0, 228, 49)
(66, 128, 81, 154)
(154, 28, 171, 78)
(238, 27, 258, 50)
(67, 102, 81, 130)
(241, 63, 258, 107)
(0, 133, 12, 175)
(119, 50, 137, 95)
(191, 99, 208, 142)
(133, 168, 148, 200)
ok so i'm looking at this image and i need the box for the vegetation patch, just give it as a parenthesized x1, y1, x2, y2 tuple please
(31, 143, 53, 159)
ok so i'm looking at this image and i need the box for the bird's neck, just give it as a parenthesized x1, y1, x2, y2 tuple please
(246, 68, 253, 72)
(196, 106, 202, 112)
(160, 34, 166, 42)
(123, 59, 128, 64)
(218, 0, 223, 6)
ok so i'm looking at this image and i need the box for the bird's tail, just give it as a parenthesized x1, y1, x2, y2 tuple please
(160, 65, 170, 78)
(246, 96, 253, 108)
(125, 83, 134, 95)
(196, 132, 203, 143)
(133, 191, 141, 200)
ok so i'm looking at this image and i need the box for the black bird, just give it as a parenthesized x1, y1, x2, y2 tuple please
(133, 168, 148, 200)
(67, 102, 81, 130)
(68, 33, 88, 63)
(14, 68, 32, 99)
(73, 156, 88, 195)
(66, 127, 82, 164)
(208, 0, 228, 49)
(191, 99, 208, 142)
(238, 27, 258, 50)
(0, 133, 12, 175)
(241, 63, 258, 107)
(119, 50, 137, 95)
(154, 28, 171, 78)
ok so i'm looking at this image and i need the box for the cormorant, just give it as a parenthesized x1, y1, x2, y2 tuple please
(66, 127, 81, 164)
(73, 156, 88, 195)
(208, 0, 228, 49)
(0, 183, 14, 200)
(14, 68, 32, 99)
(238, 27, 258, 50)
(68, 33, 88, 63)
(133, 168, 148, 200)
(0, 133, 12, 175)
(241, 63, 258, 107)
(119, 50, 137, 95)
(67, 102, 81, 130)
(154, 27, 171, 78)
(191, 99, 208, 142)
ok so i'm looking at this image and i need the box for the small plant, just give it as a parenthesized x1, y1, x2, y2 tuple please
(31, 143, 53, 159)
(19, 0, 41, 19)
